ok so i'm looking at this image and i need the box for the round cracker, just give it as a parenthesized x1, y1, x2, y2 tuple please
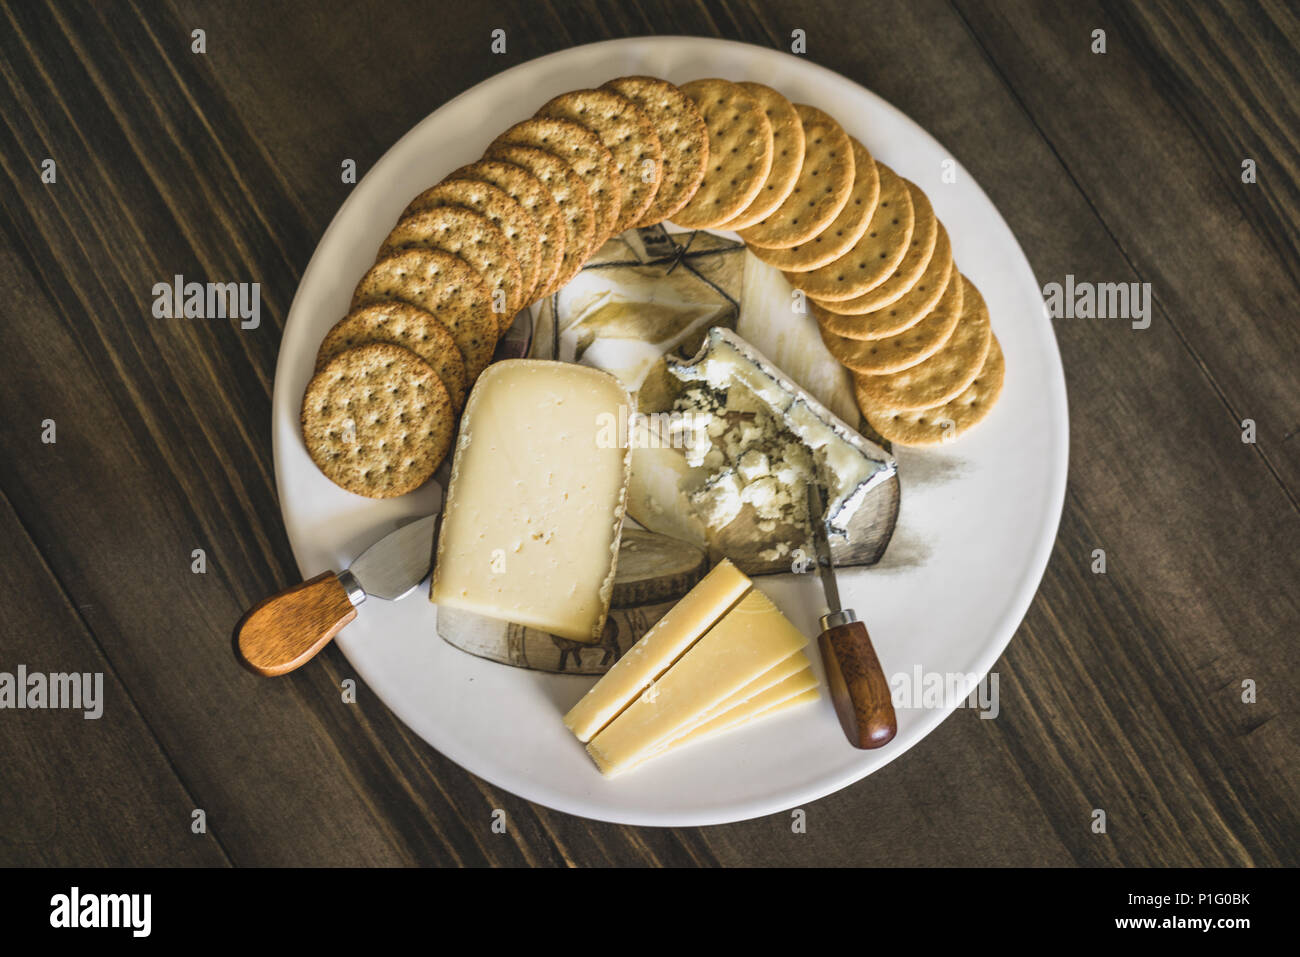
(403, 178, 544, 305)
(672, 79, 773, 229)
(351, 248, 498, 381)
(714, 82, 805, 231)
(819, 269, 964, 375)
(315, 302, 468, 411)
(450, 160, 566, 301)
(815, 222, 953, 325)
(739, 104, 854, 249)
(486, 143, 597, 294)
(378, 205, 524, 329)
(536, 88, 663, 234)
(859, 335, 1005, 447)
(490, 117, 622, 252)
(786, 163, 914, 300)
(601, 76, 709, 227)
(747, 137, 879, 271)
(852, 277, 992, 410)
(821, 179, 938, 313)
(302, 343, 453, 498)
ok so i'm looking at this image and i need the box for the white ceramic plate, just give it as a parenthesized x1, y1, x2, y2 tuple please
(272, 37, 1068, 826)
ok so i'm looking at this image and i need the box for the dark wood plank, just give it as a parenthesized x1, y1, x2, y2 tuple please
(0, 0, 491, 866)
(0, 484, 229, 867)
(951, 0, 1300, 500)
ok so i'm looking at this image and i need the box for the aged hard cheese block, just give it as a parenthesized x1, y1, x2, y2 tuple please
(430, 360, 633, 642)
(585, 587, 809, 776)
(564, 559, 752, 741)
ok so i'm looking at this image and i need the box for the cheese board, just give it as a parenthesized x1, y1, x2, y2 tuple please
(270, 37, 1067, 825)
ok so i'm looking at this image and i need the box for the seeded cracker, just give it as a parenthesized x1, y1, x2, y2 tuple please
(740, 104, 853, 249)
(748, 137, 880, 271)
(815, 223, 953, 331)
(379, 205, 525, 329)
(786, 162, 914, 300)
(316, 301, 469, 411)
(451, 159, 566, 300)
(487, 143, 597, 291)
(716, 82, 805, 231)
(819, 269, 965, 375)
(859, 335, 1005, 447)
(351, 248, 498, 381)
(490, 117, 622, 251)
(673, 79, 773, 229)
(601, 76, 710, 228)
(302, 343, 454, 499)
(852, 276, 992, 410)
(536, 88, 664, 233)
(403, 178, 543, 304)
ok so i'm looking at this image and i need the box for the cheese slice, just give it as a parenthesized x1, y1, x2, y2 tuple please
(630, 669, 820, 771)
(430, 360, 632, 642)
(564, 559, 751, 741)
(683, 672, 820, 744)
(586, 587, 809, 776)
(663, 648, 811, 745)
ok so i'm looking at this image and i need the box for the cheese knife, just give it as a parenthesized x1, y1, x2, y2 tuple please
(807, 482, 897, 749)
(236, 513, 436, 676)
(235, 313, 538, 678)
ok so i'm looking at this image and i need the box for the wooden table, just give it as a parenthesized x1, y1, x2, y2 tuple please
(1, 0, 1295, 867)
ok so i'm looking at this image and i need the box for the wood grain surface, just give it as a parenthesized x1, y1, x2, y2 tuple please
(0, 0, 1295, 867)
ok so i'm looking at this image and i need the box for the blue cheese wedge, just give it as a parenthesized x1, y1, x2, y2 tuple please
(633, 328, 897, 573)
(669, 328, 893, 542)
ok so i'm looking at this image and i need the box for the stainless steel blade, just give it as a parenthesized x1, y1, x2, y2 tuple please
(807, 482, 841, 614)
(348, 513, 437, 600)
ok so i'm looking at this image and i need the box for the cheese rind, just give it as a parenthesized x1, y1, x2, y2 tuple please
(563, 559, 751, 741)
(586, 587, 809, 776)
(430, 360, 632, 642)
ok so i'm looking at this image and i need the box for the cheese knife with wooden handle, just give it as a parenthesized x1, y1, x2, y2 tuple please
(807, 482, 897, 749)
(236, 513, 436, 676)
(236, 313, 534, 677)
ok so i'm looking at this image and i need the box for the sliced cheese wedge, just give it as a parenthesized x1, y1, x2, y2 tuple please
(564, 559, 751, 742)
(630, 668, 820, 771)
(685, 673, 820, 744)
(586, 587, 808, 777)
(664, 648, 811, 745)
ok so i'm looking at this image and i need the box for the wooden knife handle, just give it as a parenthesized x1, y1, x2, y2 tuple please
(235, 572, 357, 676)
(818, 619, 897, 749)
